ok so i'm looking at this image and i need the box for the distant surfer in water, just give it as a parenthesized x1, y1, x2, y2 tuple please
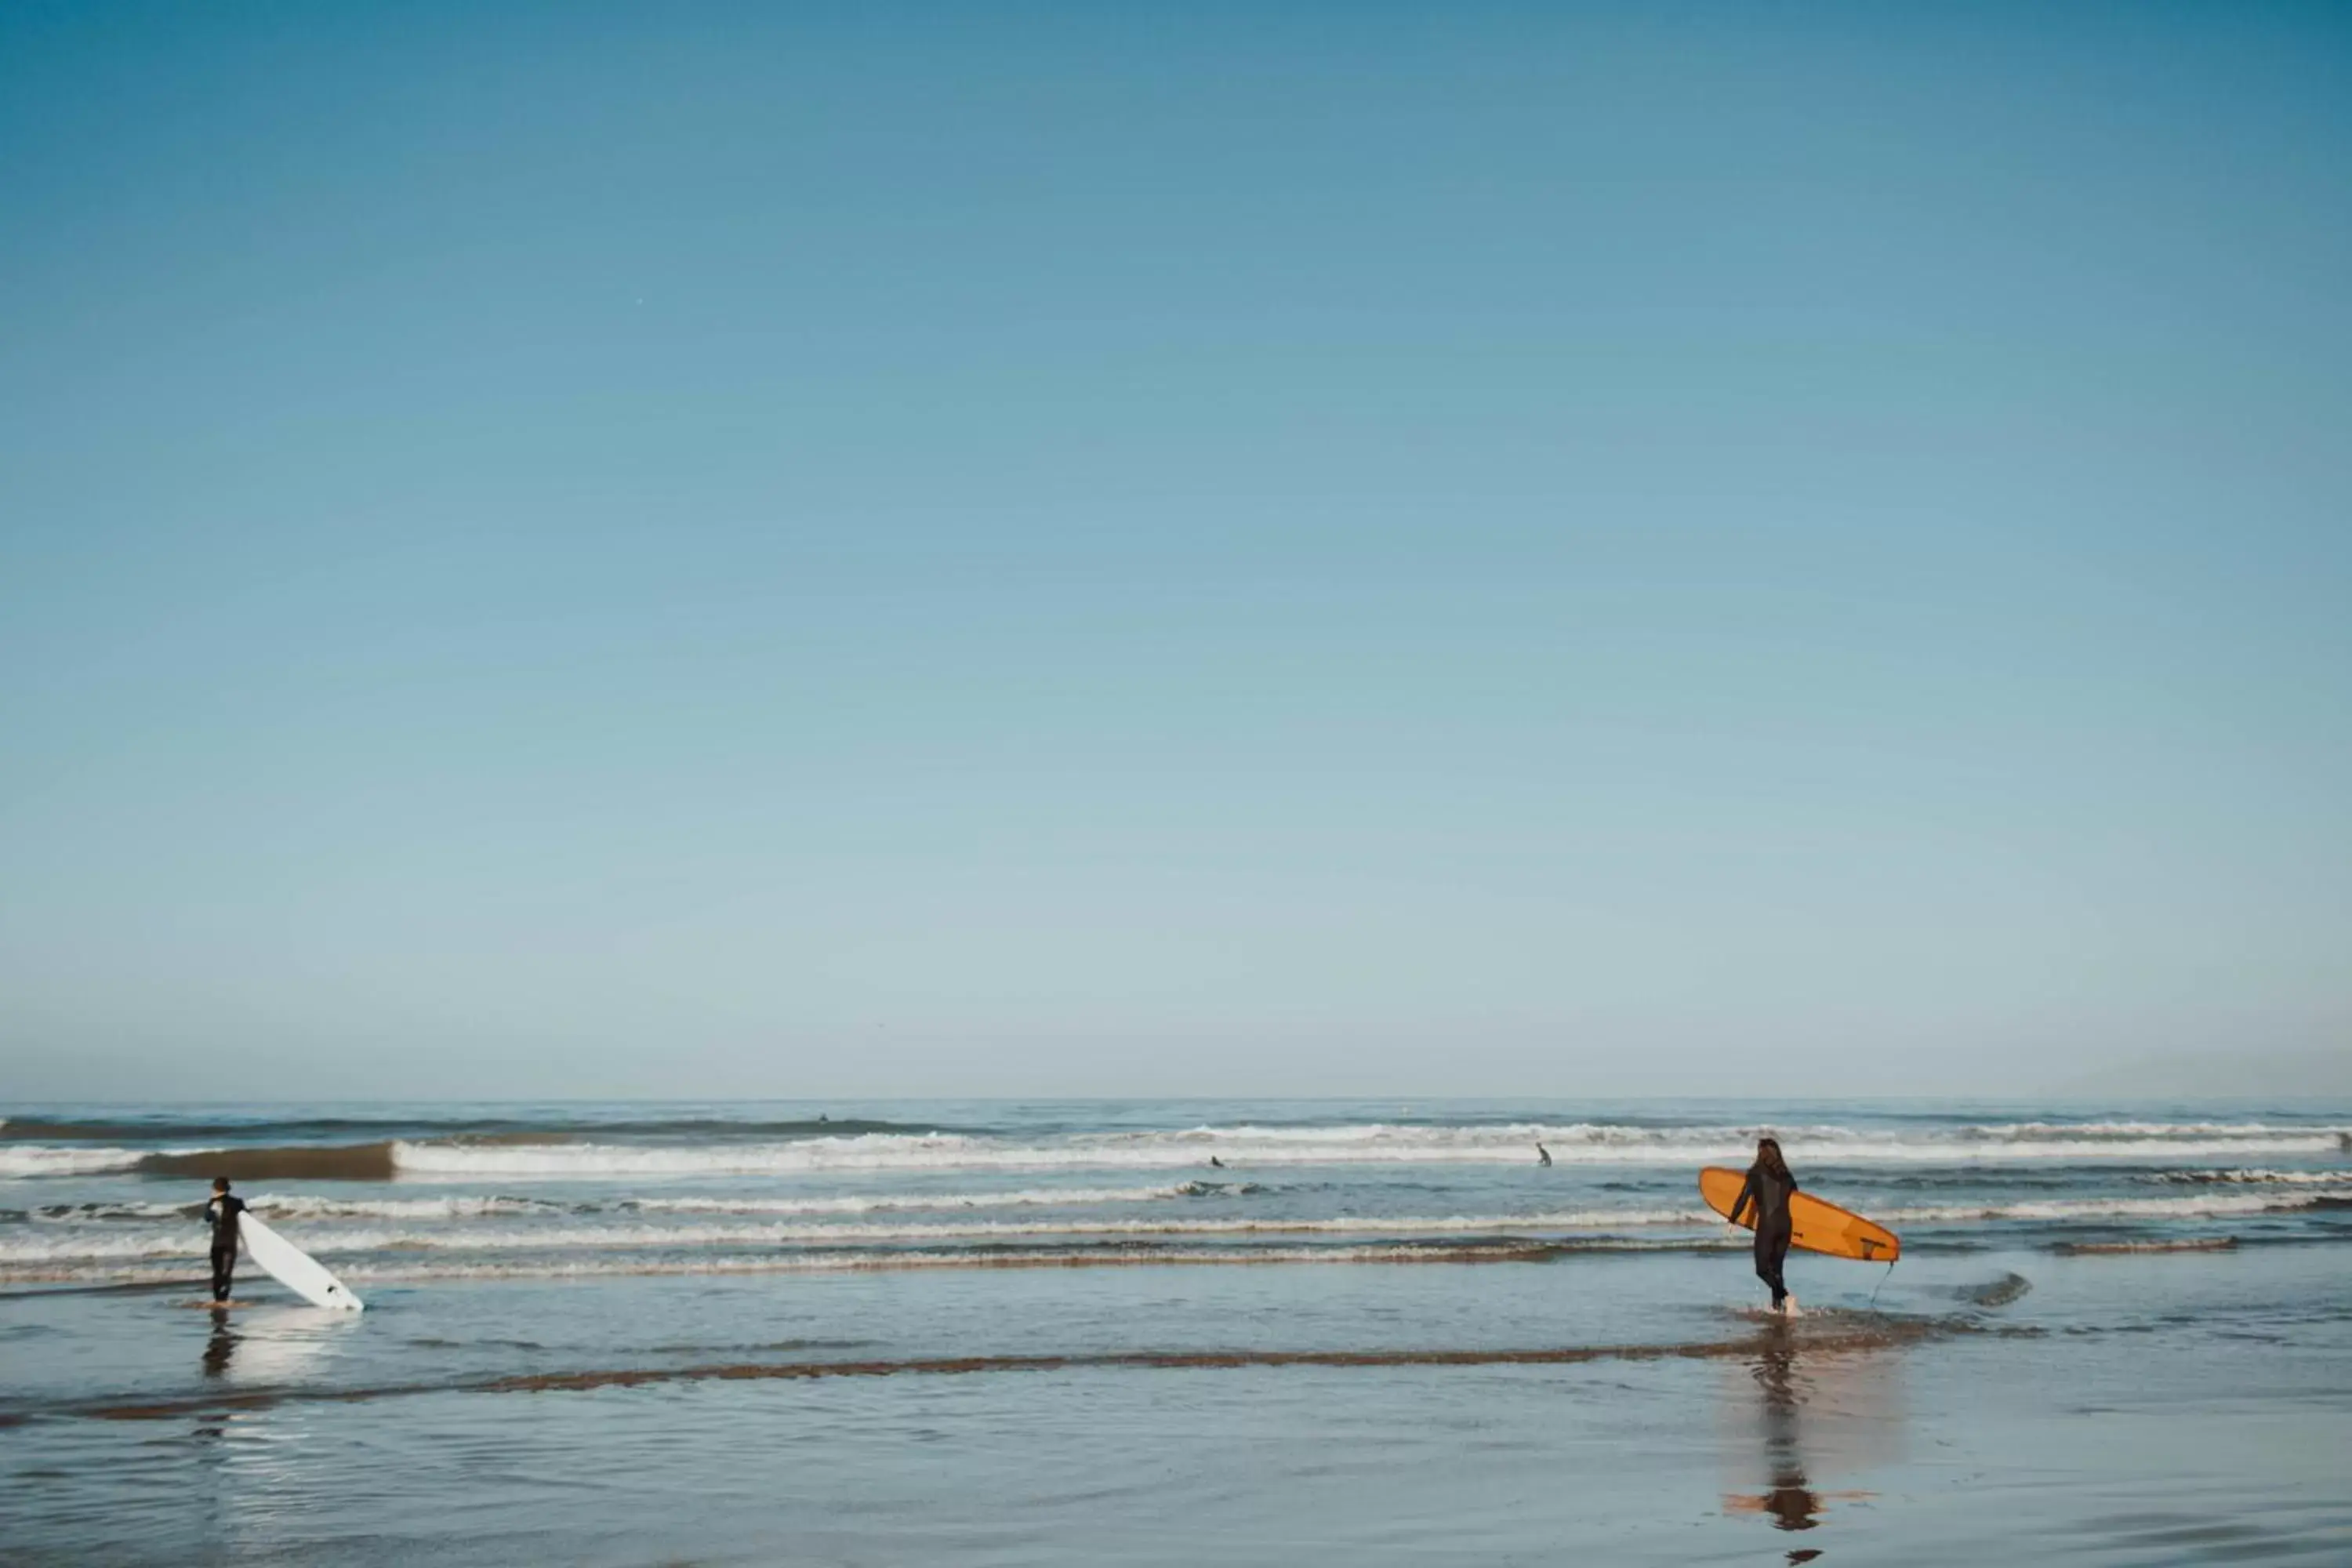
(1728, 1138, 1798, 1317)
(1209, 1156, 1225, 1169)
(202, 1178, 246, 1303)
(1536, 1143, 1552, 1167)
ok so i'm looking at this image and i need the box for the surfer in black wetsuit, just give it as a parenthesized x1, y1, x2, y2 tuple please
(202, 1178, 246, 1303)
(1729, 1138, 1798, 1316)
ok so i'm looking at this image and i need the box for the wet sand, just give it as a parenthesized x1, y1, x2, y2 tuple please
(5, 1247, 2350, 1565)
(64, 1310, 2006, 1422)
(6, 1098, 2347, 1562)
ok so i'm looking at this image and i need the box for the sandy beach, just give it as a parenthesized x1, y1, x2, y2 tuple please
(5, 1100, 2348, 1563)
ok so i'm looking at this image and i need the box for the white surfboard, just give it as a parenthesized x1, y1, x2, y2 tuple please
(241, 1211, 364, 1312)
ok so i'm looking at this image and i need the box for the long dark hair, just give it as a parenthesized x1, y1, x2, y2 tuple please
(1752, 1137, 1790, 1181)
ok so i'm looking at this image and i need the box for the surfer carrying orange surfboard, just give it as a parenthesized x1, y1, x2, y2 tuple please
(1699, 1142, 1902, 1316)
(1726, 1138, 1800, 1317)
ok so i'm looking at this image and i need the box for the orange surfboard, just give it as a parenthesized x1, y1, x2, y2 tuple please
(1699, 1167, 1900, 1263)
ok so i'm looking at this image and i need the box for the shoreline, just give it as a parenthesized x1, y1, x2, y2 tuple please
(53, 1310, 2013, 1425)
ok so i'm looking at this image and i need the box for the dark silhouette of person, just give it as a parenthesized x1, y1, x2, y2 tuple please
(1537, 1143, 1552, 1167)
(1728, 1138, 1798, 1316)
(202, 1178, 247, 1303)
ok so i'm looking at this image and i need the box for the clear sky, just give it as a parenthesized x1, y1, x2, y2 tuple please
(2, 3, 2347, 1102)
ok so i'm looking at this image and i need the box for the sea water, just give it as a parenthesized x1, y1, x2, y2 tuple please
(4, 1098, 2348, 1563)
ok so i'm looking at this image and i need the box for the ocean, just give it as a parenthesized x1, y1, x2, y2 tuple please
(5, 1098, 2349, 1564)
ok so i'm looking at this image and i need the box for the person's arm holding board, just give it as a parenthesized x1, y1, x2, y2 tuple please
(1728, 1167, 1759, 1228)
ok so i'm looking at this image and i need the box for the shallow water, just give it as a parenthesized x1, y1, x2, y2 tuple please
(4, 1098, 2348, 1563)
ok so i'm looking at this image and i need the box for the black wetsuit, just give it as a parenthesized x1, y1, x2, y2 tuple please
(1730, 1163, 1797, 1308)
(204, 1194, 246, 1301)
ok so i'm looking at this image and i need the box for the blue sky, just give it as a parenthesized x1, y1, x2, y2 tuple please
(2, 3, 2347, 1100)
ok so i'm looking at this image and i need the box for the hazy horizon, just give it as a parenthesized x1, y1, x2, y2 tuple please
(4, 5, 2347, 1102)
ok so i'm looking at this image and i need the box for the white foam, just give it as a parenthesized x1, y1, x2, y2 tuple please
(13, 1187, 1205, 1223)
(0, 1146, 148, 1177)
(25, 1200, 197, 1221)
(622, 1185, 1201, 1215)
(8, 1121, 2340, 1185)
(17, 1181, 2348, 1270)
(245, 1192, 566, 1221)
(1883, 1189, 2352, 1224)
(0, 1207, 1714, 1264)
(332, 1241, 1673, 1283)
(1973, 1121, 2328, 1140)
(1, 1235, 1743, 1286)
(0, 1232, 214, 1262)
(24, 1186, 2347, 1268)
(16, 1193, 571, 1223)
(381, 1121, 2352, 1179)
(2140, 1169, 2352, 1186)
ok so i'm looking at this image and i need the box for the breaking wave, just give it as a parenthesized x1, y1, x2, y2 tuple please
(0, 1237, 1731, 1289)
(0, 1116, 942, 1143)
(384, 1122, 2352, 1179)
(0, 1207, 1718, 1265)
(5, 1120, 2344, 1182)
(2140, 1168, 2352, 1186)
(1881, 1189, 2352, 1225)
(4, 1185, 1234, 1224)
(9, 1185, 2345, 1270)
(0, 1148, 154, 1178)
(2, 1145, 405, 1181)
(2054, 1237, 2241, 1255)
(620, 1184, 1218, 1215)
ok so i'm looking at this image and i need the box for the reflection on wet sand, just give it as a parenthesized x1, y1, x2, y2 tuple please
(1734, 1337, 1828, 1531)
(1721, 1319, 1900, 1548)
(201, 1308, 238, 1380)
(63, 1316, 1987, 1423)
(184, 1303, 347, 1412)
(196, 1308, 243, 1443)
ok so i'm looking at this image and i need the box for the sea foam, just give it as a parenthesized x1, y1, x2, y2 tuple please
(382, 1121, 2352, 1178)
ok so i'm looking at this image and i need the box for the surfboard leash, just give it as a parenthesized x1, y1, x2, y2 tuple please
(1867, 1258, 1895, 1307)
